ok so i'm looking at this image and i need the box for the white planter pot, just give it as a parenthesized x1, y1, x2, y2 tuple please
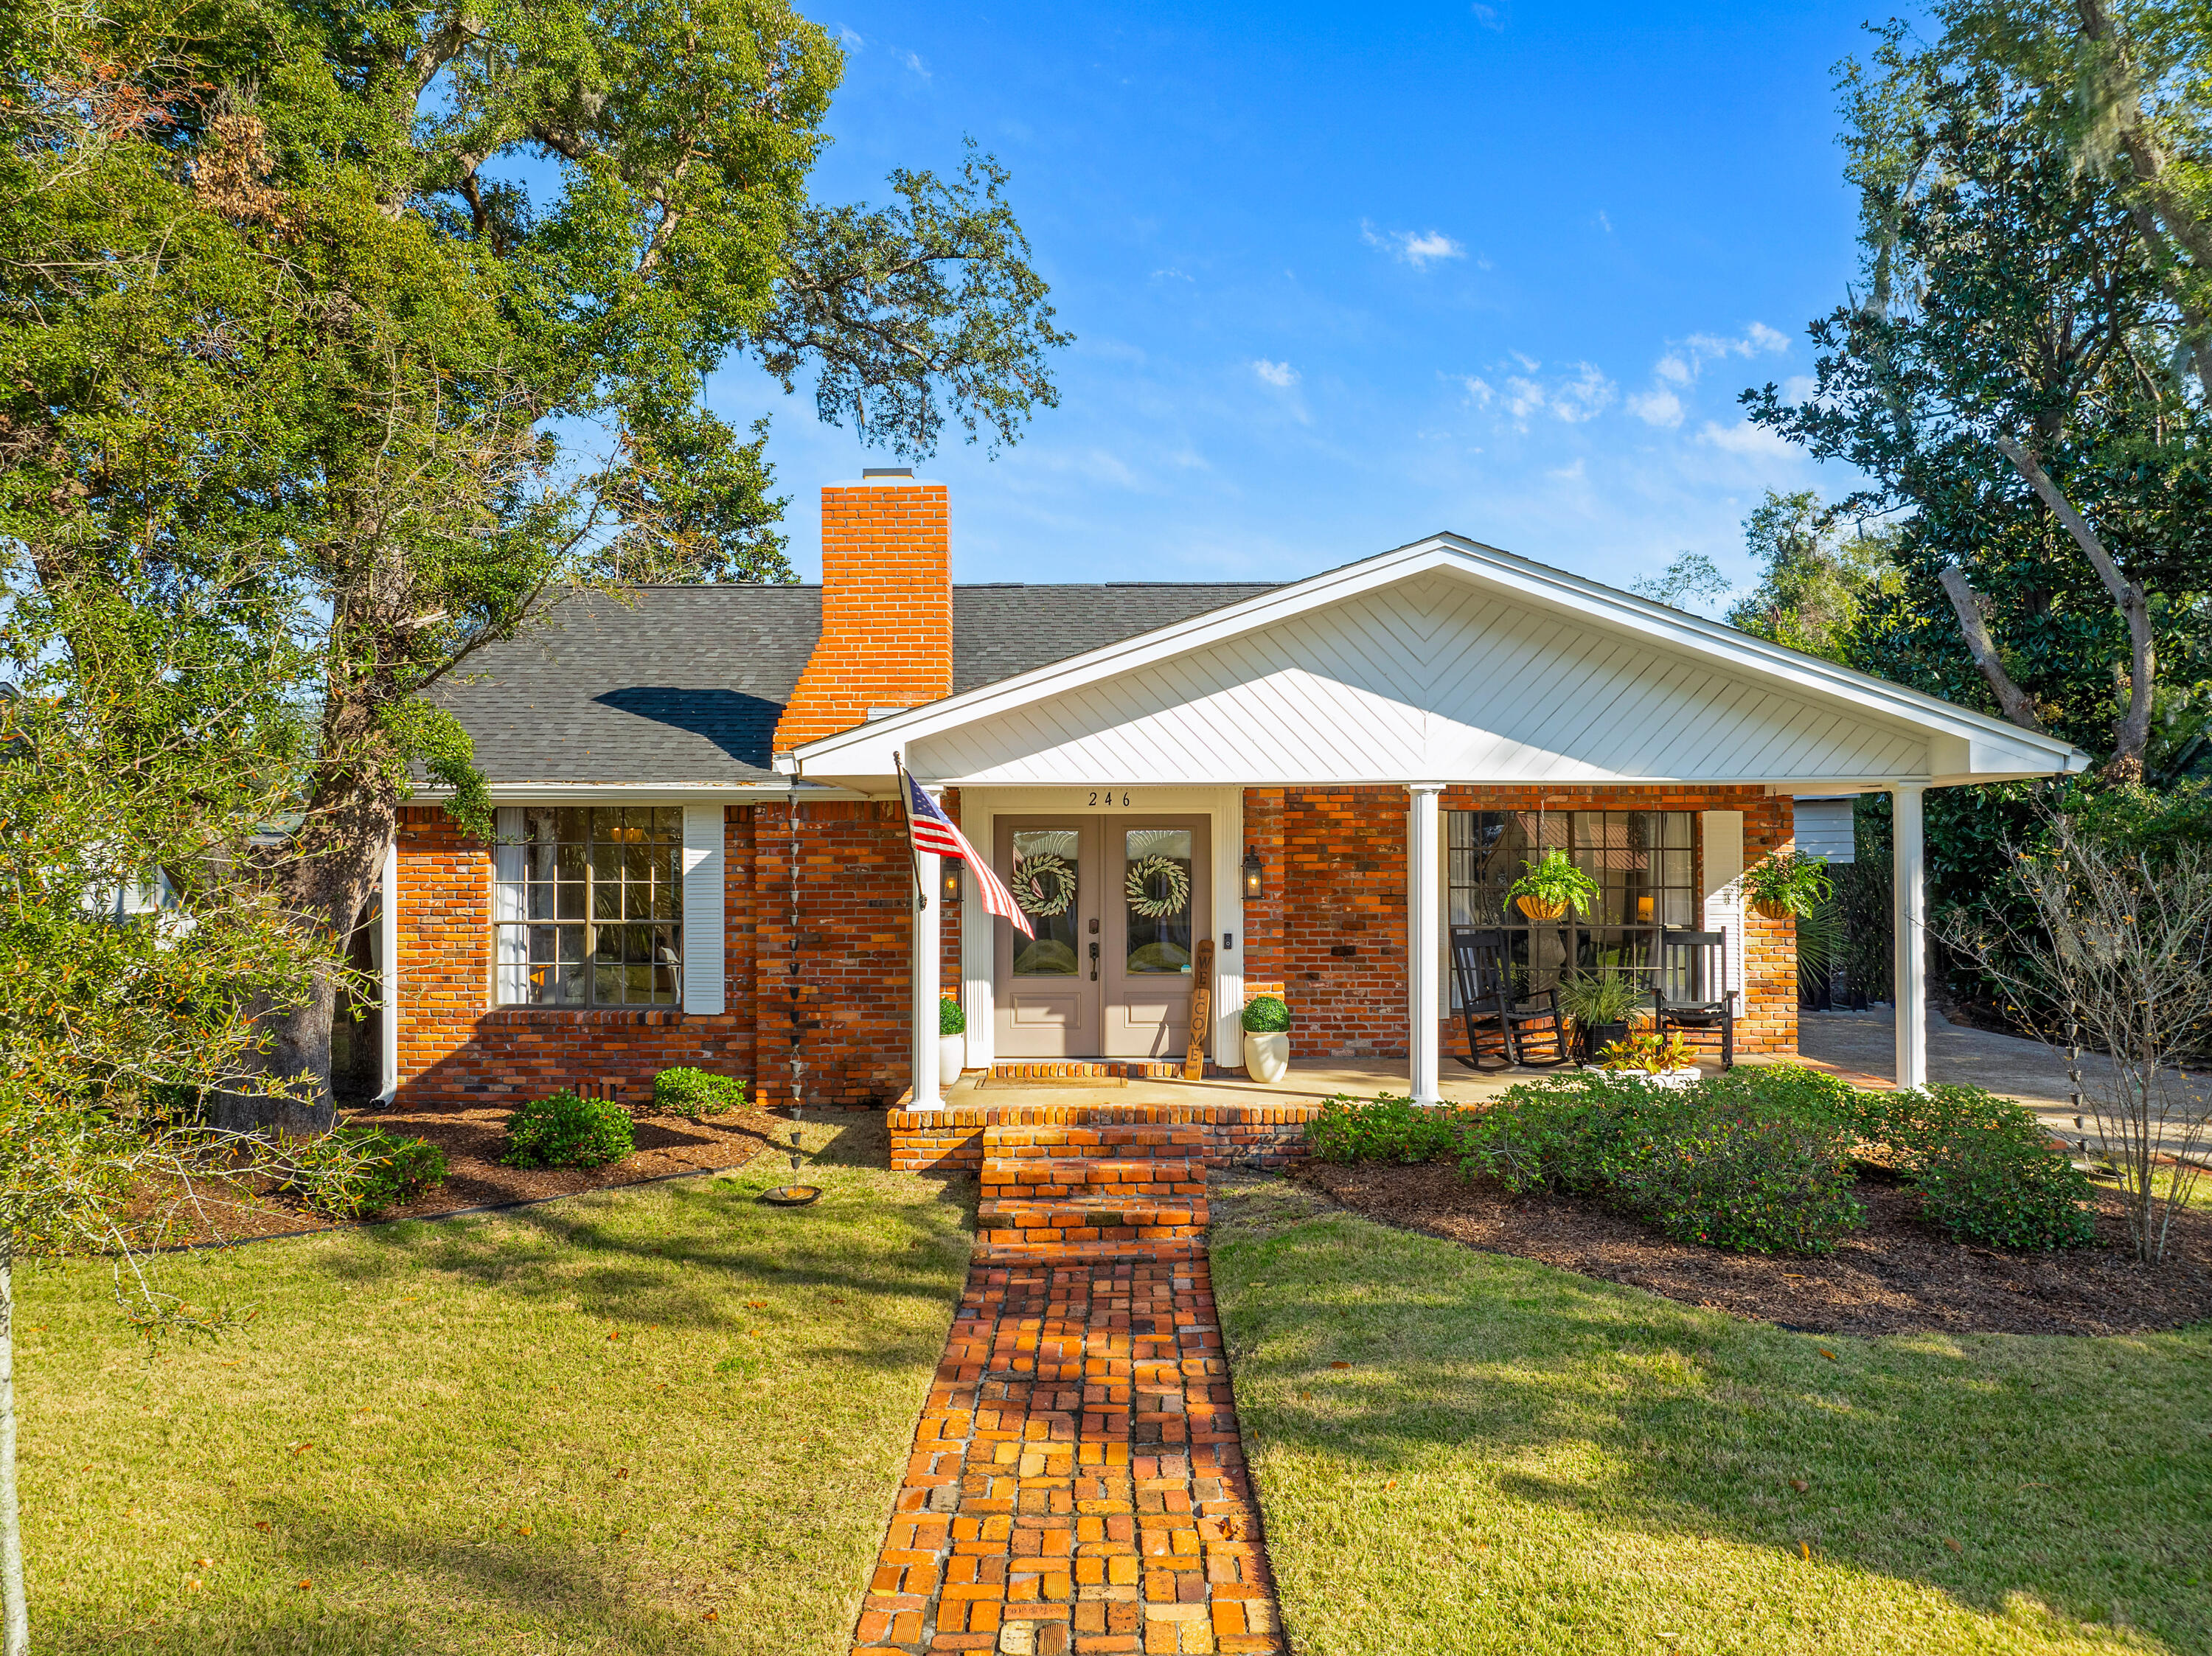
(939, 1034, 966, 1088)
(1243, 1030, 1290, 1085)
(1582, 1065, 1700, 1090)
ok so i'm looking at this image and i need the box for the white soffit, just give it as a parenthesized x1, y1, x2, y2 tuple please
(796, 537, 2090, 788)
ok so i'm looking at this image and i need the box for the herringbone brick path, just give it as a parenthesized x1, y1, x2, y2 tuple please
(849, 1257, 1284, 1655)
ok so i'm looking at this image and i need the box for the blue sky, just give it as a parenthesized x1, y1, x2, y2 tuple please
(709, 1, 1899, 594)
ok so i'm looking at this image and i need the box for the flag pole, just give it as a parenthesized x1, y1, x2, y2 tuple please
(892, 748, 928, 915)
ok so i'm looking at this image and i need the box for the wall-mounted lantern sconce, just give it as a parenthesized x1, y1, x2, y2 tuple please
(942, 859, 966, 907)
(1242, 846, 1265, 902)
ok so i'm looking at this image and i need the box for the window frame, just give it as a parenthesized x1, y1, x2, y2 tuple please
(1446, 808, 1700, 1006)
(491, 805, 686, 1009)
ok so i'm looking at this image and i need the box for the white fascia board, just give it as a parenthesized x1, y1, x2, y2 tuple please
(410, 781, 866, 802)
(793, 535, 2091, 782)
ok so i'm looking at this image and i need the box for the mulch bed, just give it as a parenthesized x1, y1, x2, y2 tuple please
(1296, 1160, 2212, 1337)
(163, 1104, 795, 1245)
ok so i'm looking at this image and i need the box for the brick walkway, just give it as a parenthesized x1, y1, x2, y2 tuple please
(849, 1256, 1284, 1655)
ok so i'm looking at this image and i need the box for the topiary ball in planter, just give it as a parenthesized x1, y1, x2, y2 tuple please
(938, 995, 967, 1090)
(501, 1089, 635, 1169)
(1241, 995, 1293, 1084)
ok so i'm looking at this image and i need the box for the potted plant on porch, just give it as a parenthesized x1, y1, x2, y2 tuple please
(1506, 848, 1599, 922)
(1557, 967, 1641, 1064)
(1241, 995, 1293, 1085)
(1592, 1030, 1701, 1087)
(1741, 847, 1834, 922)
(939, 995, 967, 1088)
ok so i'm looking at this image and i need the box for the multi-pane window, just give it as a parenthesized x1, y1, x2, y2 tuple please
(1447, 810, 1697, 1002)
(493, 807, 683, 1006)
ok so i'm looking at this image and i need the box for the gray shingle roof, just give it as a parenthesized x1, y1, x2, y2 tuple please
(437, 581, 1280, 784)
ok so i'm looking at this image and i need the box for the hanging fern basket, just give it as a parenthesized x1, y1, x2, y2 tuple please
(1751, 898, 1795, 922)
(1516, 894, 1568, 922)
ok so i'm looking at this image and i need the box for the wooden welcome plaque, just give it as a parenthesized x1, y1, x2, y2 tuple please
(1185, 937, 1215, 1080)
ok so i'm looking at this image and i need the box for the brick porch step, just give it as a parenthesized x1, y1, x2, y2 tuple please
(980, 1155, 1205, 1203)
(982, 1121, 1202, 1164)
(977, 1191, 1208, 1261)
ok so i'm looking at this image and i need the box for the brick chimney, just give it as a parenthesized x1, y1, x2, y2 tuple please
(773, 471, 953, 753)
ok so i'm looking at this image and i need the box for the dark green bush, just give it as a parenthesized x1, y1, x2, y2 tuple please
(501, 1089, 635, 1168)
(1241, 995, 1291, 1033)
(287, 1126, 448, 1220)
(1304, 1093, 1472, 1163)
(653, 1067, 748, 1120)
(1609, 1108, 1865, 1254)
(1456, 1071, 1672, 1193)
(1846, 1084, 2094, 1250)
(939, 995, 967, 1036)
(1458, 1068, 1865, 1254)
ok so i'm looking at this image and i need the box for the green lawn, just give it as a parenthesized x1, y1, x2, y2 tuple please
(1209, 1177, 2211, 1656)
(23, 1115, 970, 1655)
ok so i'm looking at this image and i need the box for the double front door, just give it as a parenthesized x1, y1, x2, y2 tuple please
(993, 815, 1210, 1059)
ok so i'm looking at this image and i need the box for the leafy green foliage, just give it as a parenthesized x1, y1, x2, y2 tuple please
(1740, 849, 1835, 916)
(1608, 1110, 1865, 1254)
(283, 1126, 448, 1220)
(500, 1090, 635, 1169)
(1241, 995, 1291, 1034)
(1555, 970, 1640, 1028)
(1304, 1096, 1472, 1165)
(939, 996, 967, 1037)
(1506, 848, 1601, 916)
(1723, 490, 1902, 665)
(1916, 1128, 2098, 1249)
(652, 1068, 748, 1121)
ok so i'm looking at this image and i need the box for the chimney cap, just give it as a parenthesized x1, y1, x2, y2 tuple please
(860, 466, 916, 479)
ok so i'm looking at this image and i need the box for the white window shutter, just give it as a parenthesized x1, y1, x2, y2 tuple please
(682, 804, 726, 1015)
(1700, 810, 1744, 1003)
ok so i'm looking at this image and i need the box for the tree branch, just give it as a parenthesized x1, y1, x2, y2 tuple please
(1992, 431, 2154, 776)
(1936, 565, 2048, 734)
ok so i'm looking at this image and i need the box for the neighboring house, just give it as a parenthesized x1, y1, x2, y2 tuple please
(382, 470, 2087, 1113)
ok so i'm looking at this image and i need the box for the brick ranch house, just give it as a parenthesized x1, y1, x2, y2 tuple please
(364, 470, 2084, 1116)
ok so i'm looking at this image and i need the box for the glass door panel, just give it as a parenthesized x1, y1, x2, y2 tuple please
(994, 818, 1099, 1057)
(1122, 827, 1194, 975)
(1102, 817, 1208, 1059)
(1011, 829, 1082, 977)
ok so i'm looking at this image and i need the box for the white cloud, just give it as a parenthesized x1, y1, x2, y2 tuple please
(1492, 362, 1615, 425)
(1625, 387, 1684, 428)
(1457, 375, 1494, 408)
(1361, 220, 1467, 269)
(1655, 352, 1691, 386)
(1252, 359, 1300, 389)
(897, 49, 930, 79)
(1747, 321, 1790, 354)
(838, 24, 863, 46)
(1150, 268, 1192, 283)
(1508, 351, 1540, 373)
(1594, 209, 1613, 234)
(1781, 374, 1818, 403)
(1697, 420, 1796, 459)
(1471, 3, 1503, 29)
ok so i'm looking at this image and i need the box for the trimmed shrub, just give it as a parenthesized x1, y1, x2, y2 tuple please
(501, 1090, 634, 1169)
(1846, 1083, 2095, 1250)
(1609, 1107, 1864, 1254)
(1457, 1071, 1670, 1193)
(1696, 1062, 1861, 1127)
(654, 1068, 748, 1120)
(1241, 995, 1291, 1034)
(1305, 1093, 1472, 1164)
(287, 1126, 448, 1220)
(939, 995, 967, 1036)
(1915, 1128, 2098, 1249)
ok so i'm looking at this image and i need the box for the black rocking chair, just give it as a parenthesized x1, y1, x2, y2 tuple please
(1450, 926, 1568, 1071)
(1652, 929, 1735, 1069)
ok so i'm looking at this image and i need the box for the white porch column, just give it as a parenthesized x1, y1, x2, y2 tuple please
(1406, 784, 1446, 1106)
(911, 801, 943, 1110)
(1891, 782, 1927, 1090)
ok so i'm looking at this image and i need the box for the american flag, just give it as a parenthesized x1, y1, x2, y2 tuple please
(905, 772, 1034, 937)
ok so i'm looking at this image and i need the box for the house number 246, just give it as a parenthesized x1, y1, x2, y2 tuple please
(1088, 790, 1132, 807)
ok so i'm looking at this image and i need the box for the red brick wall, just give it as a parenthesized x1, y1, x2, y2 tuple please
(749, 799, 917, 1109)
(1237, 784, 1797, 1062)
(393, 806, 757, 1108)
(772, 480, 953, 751)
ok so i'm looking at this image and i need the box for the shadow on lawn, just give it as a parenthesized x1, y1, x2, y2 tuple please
(87, 1503, 724, 1656)
(1211, 1179, 2211, 1651)
(314, 1149, 977, 1374)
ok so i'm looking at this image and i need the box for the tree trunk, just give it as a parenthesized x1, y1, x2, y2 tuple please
(1, 1249, 27, 1656)
(1935, 566, 2047, 733)
(217, 712, 403, 1136)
